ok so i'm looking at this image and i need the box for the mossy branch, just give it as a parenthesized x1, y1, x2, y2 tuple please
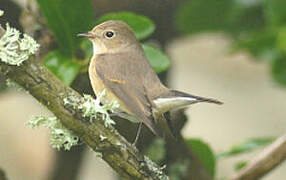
(0, 26, 168, 180)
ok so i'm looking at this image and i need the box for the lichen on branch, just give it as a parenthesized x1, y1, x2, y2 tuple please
(27, 90, 120, 151)
(6, 78, 24, 91)
(64, 90, 119, 127)
(27, 115, 79, 150)
(0, 21, 39, 65)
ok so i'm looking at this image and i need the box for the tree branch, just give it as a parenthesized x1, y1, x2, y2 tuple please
(230, 134, 286, 180)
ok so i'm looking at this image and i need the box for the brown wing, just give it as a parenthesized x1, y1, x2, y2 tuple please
(95, 52, 163, 136)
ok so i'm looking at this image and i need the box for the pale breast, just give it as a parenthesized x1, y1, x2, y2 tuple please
(88, 56, 132, 114)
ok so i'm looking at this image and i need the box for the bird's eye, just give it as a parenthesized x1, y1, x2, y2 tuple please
(105, 31, 115, 38)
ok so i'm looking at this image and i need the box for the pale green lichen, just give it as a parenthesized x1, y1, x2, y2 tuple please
(94, 151, 103, 158)
(27, 90, 118, 151)
(27, 115, 79, 150)
(63, 92, 81, 109)
(0, 23, 39, 65)
(99, 135, 107, 141)
(64, 90, 119, 127)
(0, 10, 3, 17)
(143, 156, 169, 180)
(6, 79, 24, 91)
(88, 147, 103, 158)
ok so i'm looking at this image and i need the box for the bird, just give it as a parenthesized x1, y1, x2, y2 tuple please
(78, 20, 222, 143)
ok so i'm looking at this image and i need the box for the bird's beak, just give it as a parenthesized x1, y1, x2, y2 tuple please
(77, 32, 94, 38)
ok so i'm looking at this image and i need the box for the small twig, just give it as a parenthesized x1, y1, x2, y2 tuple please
(230, 134, 286, 180)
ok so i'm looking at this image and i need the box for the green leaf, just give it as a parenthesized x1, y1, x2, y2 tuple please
(96, 12, 155, 40)
(142, 44, 170, 73)
(218, 137, 275, 158)
(272, 55, 286, 86)
(186, 138, 216, 177)
(43, 50, 81, 85)
(37, 0, 94, 56)
(235, 161, 248, 171)
(175, 0, 235, 34)
(233, 30, 278, 61)
(264, 0, 286, 27)
(226, 3, 266, 34)
(277, 26, 286, 53)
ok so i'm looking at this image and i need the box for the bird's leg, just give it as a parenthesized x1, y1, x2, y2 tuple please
(163, 112, 177, 139)
(132, 122, 143, 146)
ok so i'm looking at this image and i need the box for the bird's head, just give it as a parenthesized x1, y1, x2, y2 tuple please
(78, 20, 139, 55)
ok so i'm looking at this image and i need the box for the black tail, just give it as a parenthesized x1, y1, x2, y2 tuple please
(152, 90, 222, 138)
(153, 90, 223, 114)
(170, 90, 223, 105)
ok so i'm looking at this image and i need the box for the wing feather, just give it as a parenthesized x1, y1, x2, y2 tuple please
(95, 52, 162, 136)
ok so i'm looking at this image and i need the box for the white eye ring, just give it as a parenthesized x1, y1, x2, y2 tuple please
(104, 31, 115, 39)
